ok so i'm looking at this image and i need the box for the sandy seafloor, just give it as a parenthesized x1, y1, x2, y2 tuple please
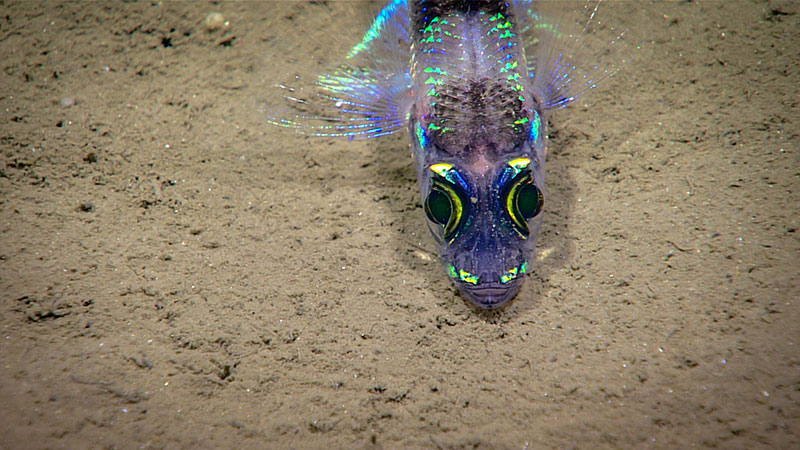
(1, 1, 798, 448)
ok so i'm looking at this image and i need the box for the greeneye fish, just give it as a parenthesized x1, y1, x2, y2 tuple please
(268, 0, 640, 309)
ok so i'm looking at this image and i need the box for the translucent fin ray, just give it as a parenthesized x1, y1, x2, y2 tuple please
(263, 0, 412, 141)
(514, 0, 646, 110)
(265, 1, 646, 139)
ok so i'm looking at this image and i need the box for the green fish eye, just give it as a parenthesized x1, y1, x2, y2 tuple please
(516, 183, 543, 219)
(425, 188, 452, 226)
(425, 163, 467, 241)
(504, 163, 544, 237)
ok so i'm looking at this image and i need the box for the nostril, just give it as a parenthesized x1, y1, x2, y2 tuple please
(479, 270, 501, 284)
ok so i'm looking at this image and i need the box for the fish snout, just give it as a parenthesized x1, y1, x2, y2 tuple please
(458, 281, 521, 309)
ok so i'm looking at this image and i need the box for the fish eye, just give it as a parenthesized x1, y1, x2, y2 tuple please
(425, 188, 452, 226)
(516, 182, 543, 219)
(425, 163, 468, 241)
(503, 160, 543, 237)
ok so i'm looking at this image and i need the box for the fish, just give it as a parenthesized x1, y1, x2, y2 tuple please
(267, 0, 641, 309)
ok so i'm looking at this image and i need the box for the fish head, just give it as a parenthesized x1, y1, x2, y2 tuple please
(410, 112, 546, 309)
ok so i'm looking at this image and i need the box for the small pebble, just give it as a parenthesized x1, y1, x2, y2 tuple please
(78, 201, 94, 212)
(204, 12, 225, 31)
(61, 97, 76, 108)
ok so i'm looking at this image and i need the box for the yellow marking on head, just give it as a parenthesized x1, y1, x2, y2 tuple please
(458, 269, 479, 285)
(509, 158, 531, 171)
(429, 163, 453, 178)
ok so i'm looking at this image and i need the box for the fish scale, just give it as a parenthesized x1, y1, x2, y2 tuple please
(266, 0, 643, 309)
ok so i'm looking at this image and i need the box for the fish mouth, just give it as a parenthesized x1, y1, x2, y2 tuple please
(457, 282, 522, 309)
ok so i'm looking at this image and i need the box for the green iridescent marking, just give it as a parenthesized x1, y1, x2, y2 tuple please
(514, 117, 529, 125)
(420, 36, 442, 44)
(500, 262, 529, 284)
(489, 13, 504, 21)
(458, 269, 479, 285)
(415, 122, 427, 148)
(424, 77, 442, 85)
(507, 73, 520, 82)
(424, 67, 446, 75)
(424, 24, 443, 33)
(499, 30, 515, 39)
(447, 264, 458, 279)
(427, 87, 438, 96)
(500, 266, 518, 284)
(531, 112, 541, 142)
(500, 61, 519, 73)
(429, 123, 453, 134)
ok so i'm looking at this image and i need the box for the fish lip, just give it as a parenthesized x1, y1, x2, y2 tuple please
(457, 282, 522, 309)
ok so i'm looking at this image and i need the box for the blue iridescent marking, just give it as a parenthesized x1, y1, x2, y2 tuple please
(347, 0, 405, 59)
(415, 121, 428, 148)
(530, 111, 541, 142)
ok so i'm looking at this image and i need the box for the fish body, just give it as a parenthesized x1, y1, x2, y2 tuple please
(408, 1, 545, 307)
(269, 0, 637, 308)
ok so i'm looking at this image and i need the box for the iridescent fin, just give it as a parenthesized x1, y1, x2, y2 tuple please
(265, 0, 412, 140)
(514, 0, 646, 110)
